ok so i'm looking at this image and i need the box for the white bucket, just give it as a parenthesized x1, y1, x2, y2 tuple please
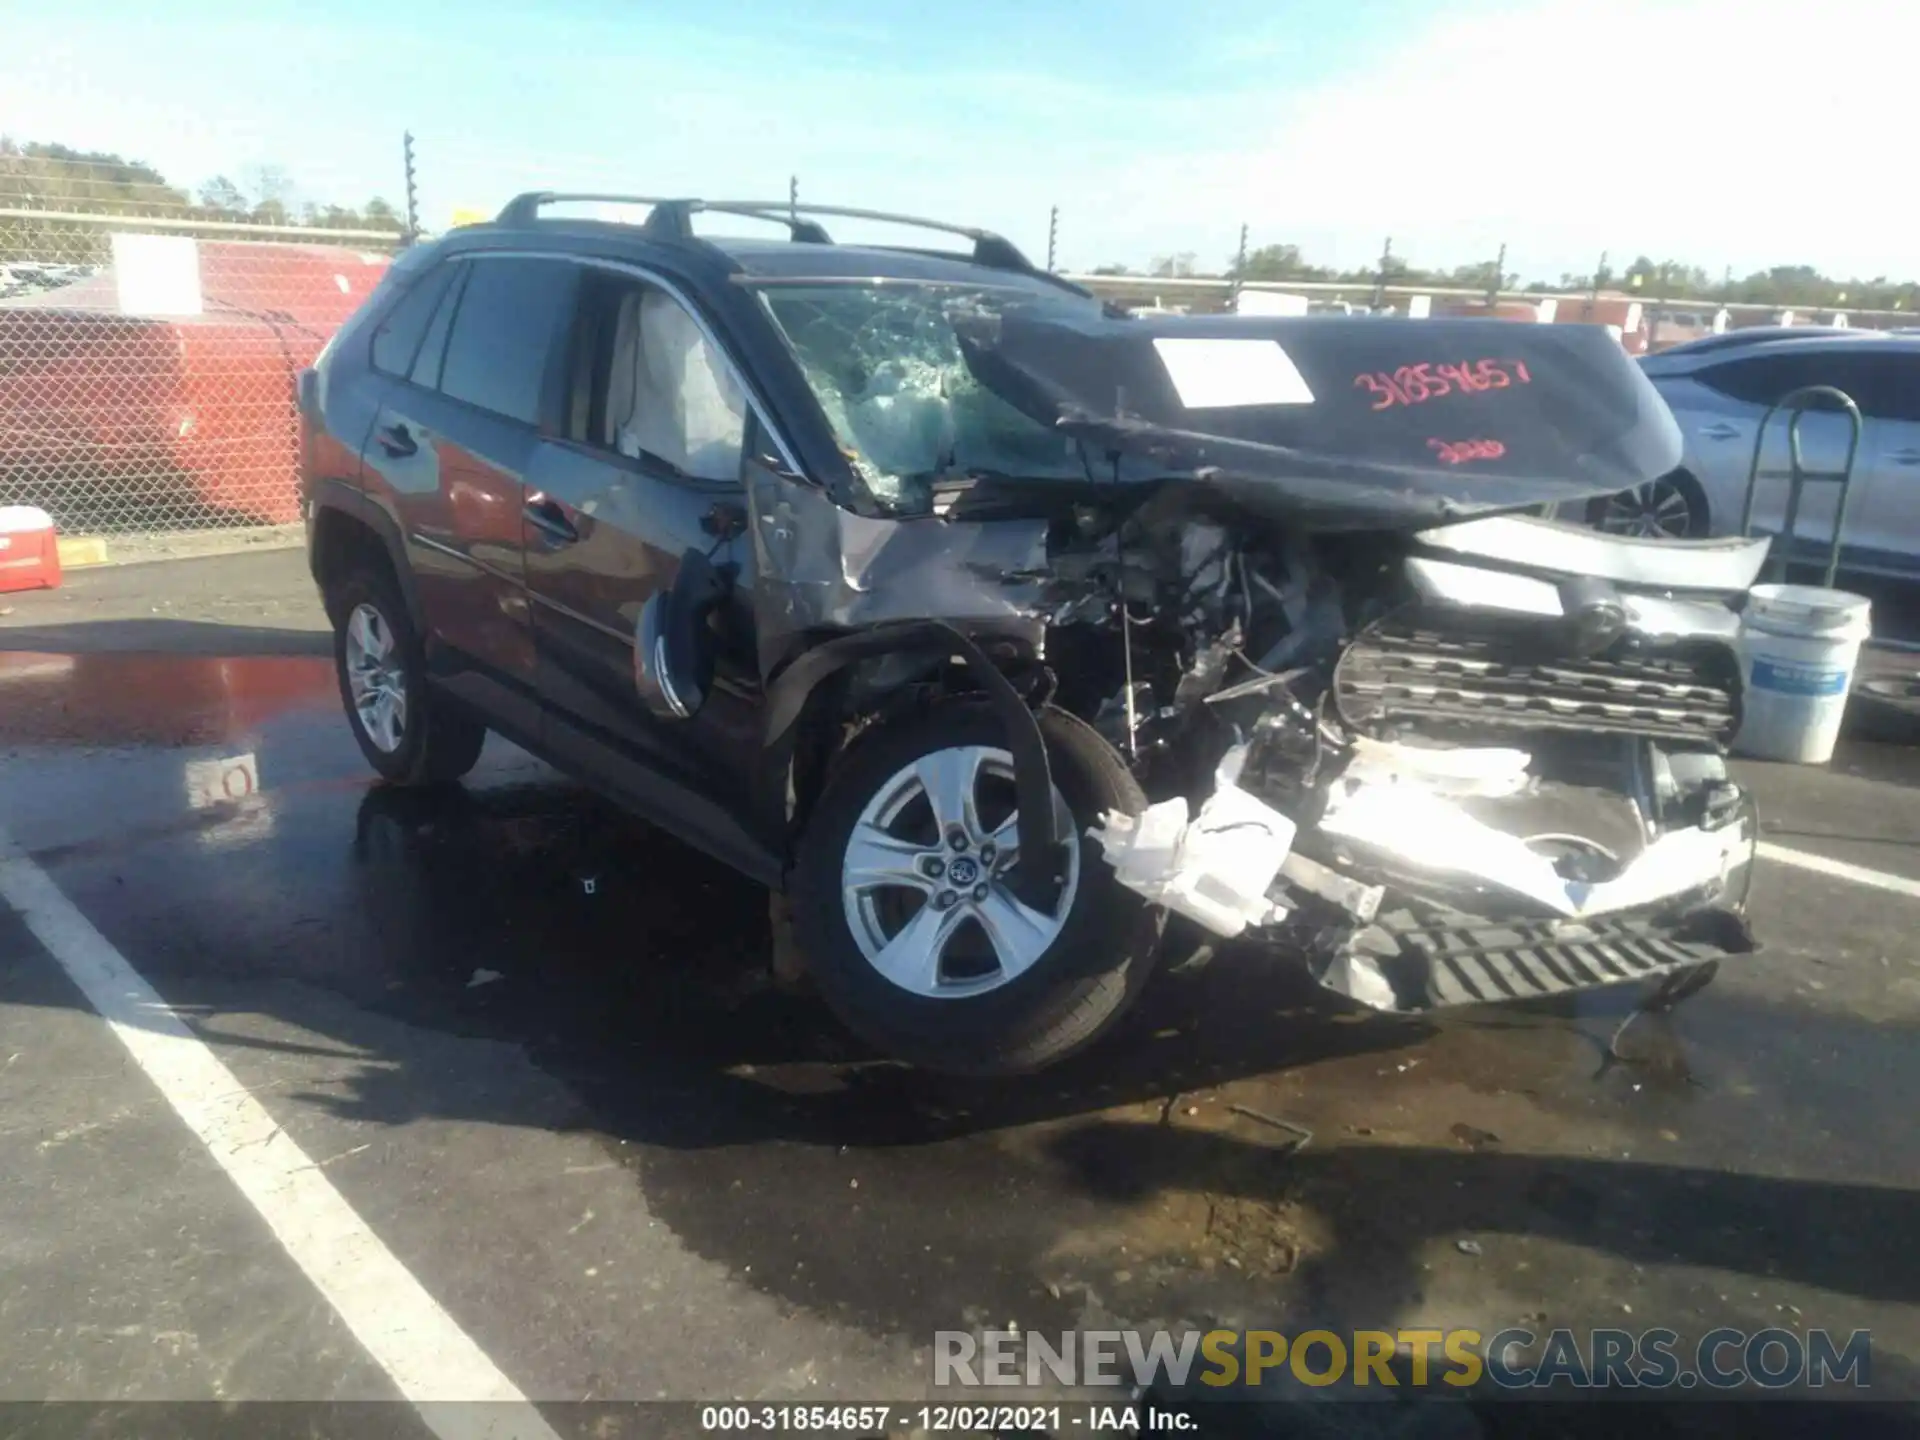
(1733, 584, 1872, 764)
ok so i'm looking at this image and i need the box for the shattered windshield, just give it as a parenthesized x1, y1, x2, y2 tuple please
(754, 283, 1092, 515)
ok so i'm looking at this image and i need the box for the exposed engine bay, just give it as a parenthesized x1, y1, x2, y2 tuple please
(1040, 493, 1764, 1014)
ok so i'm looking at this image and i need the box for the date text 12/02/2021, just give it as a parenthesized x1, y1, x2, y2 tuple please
(698, 1404, 1191, 1433)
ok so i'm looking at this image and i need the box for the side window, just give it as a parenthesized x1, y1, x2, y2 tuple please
(578, 278, 748, 483)
(1819, 353, 1915, 423)
(1696, 352, 1828, 407)
(1874, 355, 1920, 424)
(409, 263, 468, 391)
(438, 258, 577, 426)
(369, 263, 459, 377)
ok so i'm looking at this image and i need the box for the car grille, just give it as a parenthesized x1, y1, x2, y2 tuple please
(1367, 908, 1755, 1011)
(1333, 623, 1741, 745)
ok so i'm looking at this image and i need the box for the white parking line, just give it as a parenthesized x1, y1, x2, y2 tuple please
(0, 831, 561, 1440)
(1757, 840, 1920, 902)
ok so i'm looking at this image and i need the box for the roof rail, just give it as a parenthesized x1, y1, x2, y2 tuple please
(493, 192, 1043, 275)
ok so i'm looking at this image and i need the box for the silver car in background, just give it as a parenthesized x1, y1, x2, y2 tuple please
(1590, 332, 1920, 578)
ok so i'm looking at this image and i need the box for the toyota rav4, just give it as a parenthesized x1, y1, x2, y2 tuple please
(300, 194, 1767, 1075)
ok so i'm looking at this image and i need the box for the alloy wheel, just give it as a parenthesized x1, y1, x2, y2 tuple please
(840, 744, 1079, 999)
(1594, 479, 1700, 539)
(344, 602, 408, 754)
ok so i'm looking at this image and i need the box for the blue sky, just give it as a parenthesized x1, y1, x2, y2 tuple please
(4, 0, 1916, 281)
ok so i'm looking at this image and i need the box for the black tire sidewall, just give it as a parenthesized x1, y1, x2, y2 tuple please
(331, 571, 438, 784)
(792, 702, 1162, 1075)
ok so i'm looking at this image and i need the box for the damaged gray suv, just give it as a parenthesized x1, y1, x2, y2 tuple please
(300, 194, 1766, 1074)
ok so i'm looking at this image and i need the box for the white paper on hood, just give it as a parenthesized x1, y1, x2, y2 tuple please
(1152, 337, 1315, 409)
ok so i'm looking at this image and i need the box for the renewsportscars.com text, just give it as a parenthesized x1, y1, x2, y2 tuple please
(934, 1326, 1873, 1391)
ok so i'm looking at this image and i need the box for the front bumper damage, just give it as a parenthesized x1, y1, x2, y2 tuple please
(1091, 734, 1759, 1016)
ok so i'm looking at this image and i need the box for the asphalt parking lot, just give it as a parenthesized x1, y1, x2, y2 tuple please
(3, 552, 1919, 1438)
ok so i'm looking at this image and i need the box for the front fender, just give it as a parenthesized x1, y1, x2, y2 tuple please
(761, 623, 1063, 902)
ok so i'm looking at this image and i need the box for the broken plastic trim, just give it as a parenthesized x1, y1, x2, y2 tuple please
(1088, 745, 1298, 939)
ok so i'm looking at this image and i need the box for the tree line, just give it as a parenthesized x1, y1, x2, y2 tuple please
(0, 140, 405, 243)
(1097, 243, 1919, 314)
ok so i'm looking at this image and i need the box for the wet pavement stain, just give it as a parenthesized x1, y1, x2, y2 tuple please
(4, 650, 1919, 1424)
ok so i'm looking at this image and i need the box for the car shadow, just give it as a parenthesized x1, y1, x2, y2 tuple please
(7, 751, 1919, 1415)
(0, 617, 331, 656)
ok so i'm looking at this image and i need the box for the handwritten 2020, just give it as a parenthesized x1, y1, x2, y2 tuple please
(1427, 437, 1507, 465)
(1354, 359, 1533, 410)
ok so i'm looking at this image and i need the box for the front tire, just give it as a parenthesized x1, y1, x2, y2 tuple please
(329, 567, 486, 786)
(792, 703, 1162, 1075)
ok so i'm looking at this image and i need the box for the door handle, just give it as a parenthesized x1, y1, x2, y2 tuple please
(523, 495, 579, 544)
(375, 422, 417, 458)
(1891, 448, 1920, 466)
(1701, 422, 1742, 441)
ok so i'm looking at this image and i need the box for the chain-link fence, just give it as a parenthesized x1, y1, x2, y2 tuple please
(1, 138, 409, 538)
(0, 212, 401, 535)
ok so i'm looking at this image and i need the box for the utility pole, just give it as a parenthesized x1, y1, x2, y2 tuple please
(1372, 236, 1393, 312)
(1592, 250, 1608, 304)
(1487, 242, 1506, 308)
(1047, 205, 1059, 272)
(402, 131, 419, 245)
(1230, 222, 1249, 307)
(789, 174, 799, 225)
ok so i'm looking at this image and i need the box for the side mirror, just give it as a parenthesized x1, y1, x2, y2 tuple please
(634, 548, 729, 720)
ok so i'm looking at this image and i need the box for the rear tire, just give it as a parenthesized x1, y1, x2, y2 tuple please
(792, 702, 1163, 1075)
(329, 567, 487, 786)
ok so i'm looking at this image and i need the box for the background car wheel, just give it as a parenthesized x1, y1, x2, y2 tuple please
(329, 567, 487, 786)
(792, 702, 1163, 1075)
(1587, 470, 1710, 539)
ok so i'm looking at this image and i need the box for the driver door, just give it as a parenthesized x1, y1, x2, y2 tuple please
(523, 265, 765, 818)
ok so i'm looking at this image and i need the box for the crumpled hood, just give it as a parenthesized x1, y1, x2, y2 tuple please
(953, 306, 1684, 530)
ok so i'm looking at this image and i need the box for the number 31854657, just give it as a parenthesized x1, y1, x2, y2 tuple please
(1354, 359, 1531, 410)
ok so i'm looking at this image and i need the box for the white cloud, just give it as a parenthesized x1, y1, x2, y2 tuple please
(1104, 0, 1920, 278)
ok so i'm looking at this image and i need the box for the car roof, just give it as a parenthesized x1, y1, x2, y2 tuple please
(432, 221, 1098, 308)
(705, 236, 1085, 294)
(444, 194, 1099, 304)
(1642, 329, 1920, 375)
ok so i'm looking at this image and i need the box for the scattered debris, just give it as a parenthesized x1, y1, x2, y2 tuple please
(1450, 1122, 1502, 1150)
(466, 968, 504, 988)
(1227, 1103, 1313, 1151)
(1456, 1239, 1484, 1257)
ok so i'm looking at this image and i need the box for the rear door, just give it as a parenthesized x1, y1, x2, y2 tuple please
(522, 263, 764, 814)
(361, 254, 578, 732)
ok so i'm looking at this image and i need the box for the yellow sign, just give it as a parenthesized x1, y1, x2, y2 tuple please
(449, 208, 488, 229)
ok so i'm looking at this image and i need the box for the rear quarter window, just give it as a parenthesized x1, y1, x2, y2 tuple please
(370, 263, 460, 377)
